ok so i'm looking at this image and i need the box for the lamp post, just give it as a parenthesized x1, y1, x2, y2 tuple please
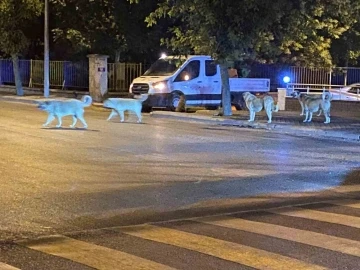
(44, 0, 50, 98)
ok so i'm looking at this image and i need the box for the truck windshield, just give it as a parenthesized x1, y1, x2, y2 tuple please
(143, 58, 185, 76)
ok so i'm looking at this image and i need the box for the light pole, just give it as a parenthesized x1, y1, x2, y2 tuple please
(44, 0, 50, 98)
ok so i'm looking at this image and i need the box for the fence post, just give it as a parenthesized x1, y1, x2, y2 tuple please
(344, 68, 348, 86)
(307, 86, 310, 94)
(277, 88, 286, 110)
(87, 54, 109, 102)
(0, 59, 2, 86)
(29, 59, 33, 87)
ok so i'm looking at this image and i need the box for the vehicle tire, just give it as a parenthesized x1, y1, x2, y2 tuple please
(168, 92, 185, 112)
(233, 96, 246, 110)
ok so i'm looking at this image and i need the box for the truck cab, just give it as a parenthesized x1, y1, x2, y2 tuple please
(129, 55, 269, 110)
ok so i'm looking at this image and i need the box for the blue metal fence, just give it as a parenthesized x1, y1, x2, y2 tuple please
(2, 59, 360, 92)
(0, 59, 31, 85)
(0, 59, 89, 90)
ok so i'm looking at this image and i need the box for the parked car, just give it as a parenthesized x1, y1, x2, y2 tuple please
(330, 83, 360, 101)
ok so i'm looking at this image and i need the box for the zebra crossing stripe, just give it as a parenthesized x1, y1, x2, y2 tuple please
(0, 263, 21, 270)
(331, 185, 360, 193)
(18, 235, 175, 270)
(269, 206, 360, 229)
(117, 224, 327, 270)
(198, 216, 360, 257)
(329, 199, 360, 209)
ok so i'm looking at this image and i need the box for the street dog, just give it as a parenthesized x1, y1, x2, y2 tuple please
(37, 95, 92, 128)
(291, 90, 323, 116)
(103, 94, 149, 123)
(243, 92, 279, 123)
(303, 91, 332, 123)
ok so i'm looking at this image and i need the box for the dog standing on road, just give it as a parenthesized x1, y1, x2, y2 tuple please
(291, 90, 323, 116)
(103, 94, 149, 123)
(303, 92, 332, 124)
(37, 95, 92, 128)
(243, 92, 279, 123)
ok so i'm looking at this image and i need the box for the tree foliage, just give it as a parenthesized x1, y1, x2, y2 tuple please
(51, 0, 164, 62)
(142, 0, 360, 68)
(131, 0, 360, 115)
(0, 0, 43, 95)
(0, 0, 43, 56)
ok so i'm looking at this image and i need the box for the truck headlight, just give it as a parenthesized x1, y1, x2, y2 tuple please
(152, 81, 168, 92)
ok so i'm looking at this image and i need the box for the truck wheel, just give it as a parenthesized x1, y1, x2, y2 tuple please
(233, 97, 246, 110)
(168, 92, 185, 112)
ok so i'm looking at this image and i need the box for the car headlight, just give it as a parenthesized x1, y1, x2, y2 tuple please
(152, 81, 168, 92)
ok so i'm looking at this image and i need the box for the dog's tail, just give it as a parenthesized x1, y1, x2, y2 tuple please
(136, 94, 149, 103)
(273, 103, 279, 112)
(81, 95, 92, 107)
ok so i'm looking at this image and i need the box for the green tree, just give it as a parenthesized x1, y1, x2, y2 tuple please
(133, 0, 356, 115)
(329, 1, 360, 67)
(51, 0, 163, 63)
(0, 0, 43, 95)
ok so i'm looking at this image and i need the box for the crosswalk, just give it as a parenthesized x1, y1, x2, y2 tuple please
(1, 199, 360, 270)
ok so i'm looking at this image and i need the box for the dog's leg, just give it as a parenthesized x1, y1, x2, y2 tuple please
(70, 116, 78, 128)
(300, 101, 304, 116)
(56, 116, 63, 128)
(324, 111, 331, 124)
(119, 110, 125, 122)
(303, 110, 309, 122)
(307, 112, 313, 122)
(135, 109, 142, 123)
(106, 109, 117, 121)
(317, 109, 322, 116)
(266, 109, 272, 123)
(43, 114, 55, 127)
(77, 114, 88, 129)
(248, 110, 253, 122)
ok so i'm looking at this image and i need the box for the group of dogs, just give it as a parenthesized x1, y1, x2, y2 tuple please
(36, 90, 332, 129)
(242, 90, 332, 124)
(37, 94, 149, 128)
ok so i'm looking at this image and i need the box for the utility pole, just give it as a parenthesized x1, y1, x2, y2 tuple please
(44, 0, 50, 98)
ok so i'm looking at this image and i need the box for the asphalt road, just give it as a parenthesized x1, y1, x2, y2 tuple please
(0, 100, 360, 269)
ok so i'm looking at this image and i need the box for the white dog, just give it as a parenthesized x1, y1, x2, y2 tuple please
(243, 92, 279, 123)
(303, 91, 332, 124)
(37, 95, 92, 128)
(103, 94, 149, 123)
(291, 90, 323, 116)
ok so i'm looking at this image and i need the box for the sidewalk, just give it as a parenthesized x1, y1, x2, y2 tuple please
(149, 109, 360, 142)
(0, 90, 359, 141)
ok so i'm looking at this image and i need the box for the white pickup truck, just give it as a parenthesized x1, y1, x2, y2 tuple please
(129, 55, 270, 110)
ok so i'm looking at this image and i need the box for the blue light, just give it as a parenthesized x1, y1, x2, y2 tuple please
(283, 76, 291, 83)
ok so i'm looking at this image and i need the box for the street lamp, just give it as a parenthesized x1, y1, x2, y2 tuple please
(44, 0, 50, 98)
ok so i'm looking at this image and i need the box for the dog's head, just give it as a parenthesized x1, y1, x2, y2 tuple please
(37, 101, 51, 111)
(137, 94, 149, 102)
(243, 92, 255, 102)
(291, 91, 301, 98)
(322, 91, 333, 101)
(242, 92, 251, 99)
(103, 99, 115, 109)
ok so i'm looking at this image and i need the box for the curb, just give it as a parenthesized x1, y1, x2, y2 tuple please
(1, 95, 359, 141)
(0, 96, 40, 105)
(150, 111, 360, 142)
